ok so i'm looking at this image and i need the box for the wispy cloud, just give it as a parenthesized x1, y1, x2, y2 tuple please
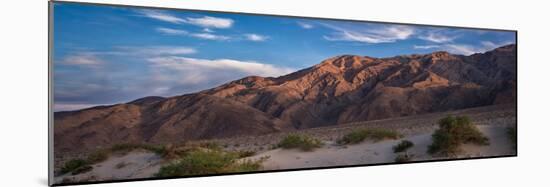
(60, 46, 197, 64)
(323, 24, 414, 43)
(418, 32, 456, 43)
(138, 10, 186, 24)
(156, 27, 189, 35)
(115, 46, 197, 56)
(148, 56, 294, 78)
(185, 16, 234, 29)
(244, 34, 268, 42)
(138, 10, 233, 29)
(191, 33, 230, 40)
(442, 44, 479, 55)
(156, 27, 230, 41)
(60, 53, 104, 67)
(413, 45, 440, 49)
(298, 22, 314, 29)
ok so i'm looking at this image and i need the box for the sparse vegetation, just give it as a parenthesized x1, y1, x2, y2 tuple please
(394, 154, 414, 163)
(236, 150, 256, 158)
(338, 128, 402, 145)
(278, 134, 323, 151)
(428, 116, 490, 156)
(393, 140, 414, 153)
(59, 143, 168, 175)
(155, 149, 266, 177)
(86, 150, 108, 163)
(71, 165, 93, 175)
(60, 159, 88, 174)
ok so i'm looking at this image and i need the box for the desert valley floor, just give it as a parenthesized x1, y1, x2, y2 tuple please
(54, 104, 516, 183)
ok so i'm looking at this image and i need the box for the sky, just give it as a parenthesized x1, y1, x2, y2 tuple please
(52, 2, 516, 112)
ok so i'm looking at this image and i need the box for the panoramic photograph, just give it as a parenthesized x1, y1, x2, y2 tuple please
(51, 2, 517, 185)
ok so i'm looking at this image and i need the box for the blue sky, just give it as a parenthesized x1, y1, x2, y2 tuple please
(53, 2, 516, 111)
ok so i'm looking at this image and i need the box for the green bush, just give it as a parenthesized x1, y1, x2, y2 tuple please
(277, 134, 323, 151)
(86, 150, 108, 163)
(393, 140, 414, 153)
(338, 128, 402, 145)
(155, 149, 264, 177)
(60, 159, 88, 174)
(428, 116, 489, 156)
(71, 165, 93, 175)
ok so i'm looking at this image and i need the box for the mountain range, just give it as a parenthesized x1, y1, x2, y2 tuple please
(54, 44, 516, 153)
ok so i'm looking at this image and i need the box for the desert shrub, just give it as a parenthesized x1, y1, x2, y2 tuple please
(60, 149, 109, 174)
(507, 127, 517, 148)
(71, 165, 93, 175)
(393, 140, 414, 153)
(428, 116, 490, 156)
(277, 134, 323, 151)
(86, 150, 108, 163)
(338, 128, 402, 145)
(225, 157, 267, 172)
(394, 154, 414, 163)
(155, 149, 265, 177)
(236, 150, 256, 158)
(60, 159, 88, 174)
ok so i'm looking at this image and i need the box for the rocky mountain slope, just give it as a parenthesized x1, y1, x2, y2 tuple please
(54, 44, 516, 153)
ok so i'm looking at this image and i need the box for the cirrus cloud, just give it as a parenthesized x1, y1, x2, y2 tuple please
(298, 22, 314, 29)
(185, 16, 234, 29)
(138, 10, 234, 29)
(156, 27, 231, 41)
(323, 23, 414, 43)
(60, 53, 104, 67)
(137, 10, 186, 24)
(244, 34, 268, 42)
(418, 32, 456, 43)
(148, 56, 295, 78)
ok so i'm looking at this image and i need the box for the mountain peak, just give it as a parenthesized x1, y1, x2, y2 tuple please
(316, 55, 376, 69)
